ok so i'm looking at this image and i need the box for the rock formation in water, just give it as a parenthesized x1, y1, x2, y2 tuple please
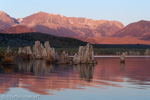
(120, 52, 125, 63)
(18, 47, 22, 54)
(51, 48, 59, 62)
(18, 46, 32, 55)
(32, 41, 44, 59)
(6, 46, 11, 53)
(18, 41, 59, 61)
(73, 43, 96, 64)
(44, 41, 51, 57)
(18, 46, 32, 59)
(17, 41, 97, 65)
(44, 41, 59, 62)
(32, 41, 55, 59)
(145, 49, 150, 55)
(23, 46, 32, 55)
(58, 51, 70, 64)
(116, 51, 141, 55)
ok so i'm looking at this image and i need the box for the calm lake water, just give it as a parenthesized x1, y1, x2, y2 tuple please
(0, 56, 150, 100)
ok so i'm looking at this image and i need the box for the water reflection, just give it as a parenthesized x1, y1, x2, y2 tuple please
(0, 57, 150, 95)
(94, 57, 150, 87)
(74, 64, 94, 82)
(120, 62, 125, 72)
(1, 65, 14, 73)
(18, 60, 55, 76)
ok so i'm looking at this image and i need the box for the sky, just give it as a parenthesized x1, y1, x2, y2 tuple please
(0, 0, 150, 26)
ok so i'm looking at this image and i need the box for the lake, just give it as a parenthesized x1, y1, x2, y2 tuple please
(0, 56, 150, 100)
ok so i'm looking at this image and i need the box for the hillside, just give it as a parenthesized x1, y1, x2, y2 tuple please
(0, 25, 36, 33)
(0, 11, 18, 29)
(113, 20, 150, 39)
(0, 32, 87, 48)
(75, 37, 150, 44)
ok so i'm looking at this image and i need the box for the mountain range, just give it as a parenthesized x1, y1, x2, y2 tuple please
(0, 11, 150, 44)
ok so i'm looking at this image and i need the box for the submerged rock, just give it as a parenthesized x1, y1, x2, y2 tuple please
(73, 43, 96, 64)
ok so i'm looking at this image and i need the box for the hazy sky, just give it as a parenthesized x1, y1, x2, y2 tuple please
(0, 0, 150, 26)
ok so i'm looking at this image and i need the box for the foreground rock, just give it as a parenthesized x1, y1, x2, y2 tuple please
(73, 43, 96, 64)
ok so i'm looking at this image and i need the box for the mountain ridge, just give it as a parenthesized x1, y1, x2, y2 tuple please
(0, 11, 150, 44)
(20, 11, 124, 37)
(0, 11, 124, 37)
(0, 11, 18, 29)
